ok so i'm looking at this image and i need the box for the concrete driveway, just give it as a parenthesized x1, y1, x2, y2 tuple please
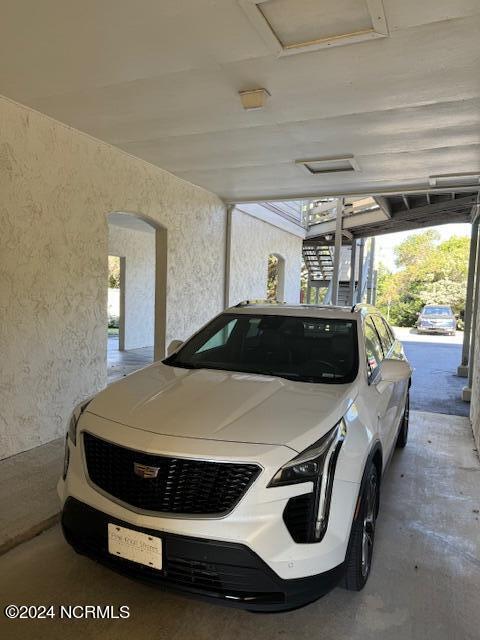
(1, 411, 479, 640)
(393, 327, 469, 417)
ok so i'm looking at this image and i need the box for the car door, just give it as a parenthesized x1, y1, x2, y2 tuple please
(372, 315, 408, 453)
(363, 316, 397, 458)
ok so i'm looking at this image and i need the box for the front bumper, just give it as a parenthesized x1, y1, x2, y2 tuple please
(62, 497, 344, 612)
(417, 325, 455, 334)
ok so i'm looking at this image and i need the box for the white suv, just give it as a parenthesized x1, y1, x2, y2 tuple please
(59, 303, 411, 611)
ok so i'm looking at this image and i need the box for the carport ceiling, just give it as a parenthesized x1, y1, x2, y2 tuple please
(1, 1, 479, 201)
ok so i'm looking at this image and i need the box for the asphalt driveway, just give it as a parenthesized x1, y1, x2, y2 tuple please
(392, 327, 469, 417)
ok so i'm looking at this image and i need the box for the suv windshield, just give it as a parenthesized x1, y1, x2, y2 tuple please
(164, 313, 358, 384)
(422, 306, 453, 316)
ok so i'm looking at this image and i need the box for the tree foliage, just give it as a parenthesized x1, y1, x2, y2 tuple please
(267, 254, 279, 301)
(376, 232, 470, 326)
(108, 256, 120, 289)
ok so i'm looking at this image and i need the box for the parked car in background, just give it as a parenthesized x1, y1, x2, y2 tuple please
(416, 304, 456, 335)
(59, 302, 411, 611)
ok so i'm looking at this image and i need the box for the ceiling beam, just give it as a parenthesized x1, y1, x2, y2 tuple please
(352, 212, 471, 238)
(373, 196, 391, 218)
(389, 194, 476, 223)
(226, 186, 479, 205)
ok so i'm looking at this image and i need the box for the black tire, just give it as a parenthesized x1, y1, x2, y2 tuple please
(343, 464, 379, 591)
(396, 391, 410, 449)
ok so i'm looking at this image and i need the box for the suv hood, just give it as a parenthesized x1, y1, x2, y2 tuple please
(87, 362, 356, 453)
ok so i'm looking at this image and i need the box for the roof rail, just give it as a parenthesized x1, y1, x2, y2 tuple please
(234, 299, 284, 307)
(351, 303, 377, 313)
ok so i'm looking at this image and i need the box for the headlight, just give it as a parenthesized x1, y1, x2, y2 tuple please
(269, 420, 346, 542)
(67, 397, 92, 445)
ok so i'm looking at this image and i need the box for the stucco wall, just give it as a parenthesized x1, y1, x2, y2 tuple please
(229, 208, 302, 306)
(0, 95, 226, 459)
(108, 223, 155, 350)
(470, 300, 480, 452)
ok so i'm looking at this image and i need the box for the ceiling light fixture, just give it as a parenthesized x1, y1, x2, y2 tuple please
(239, 88, 270, 110)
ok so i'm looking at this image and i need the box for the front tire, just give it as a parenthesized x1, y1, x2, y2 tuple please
(343, 464, 379, 591)
(396, 391, 410, 449)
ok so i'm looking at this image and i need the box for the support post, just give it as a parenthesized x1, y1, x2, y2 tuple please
(349, 239, 358, 306)
(331, 198, 344, 305)
(356, 239, 366, 304)
(463, 243, 480, 401)
(462, 214, 480, 401)
(458, 217, 479, 377)
(223, 205, 233, 309)
(371, 270, 378, 306)
(306, 280, 311, 305)
(366, 237, 376, 304)
(118, 256, 126, 351)
(154, 228, 168, 361)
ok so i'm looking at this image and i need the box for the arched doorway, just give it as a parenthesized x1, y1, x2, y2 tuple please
(267, 253, 286, 302)
(107, 212, 167, 381)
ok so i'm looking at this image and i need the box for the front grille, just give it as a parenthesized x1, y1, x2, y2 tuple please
(283, 493, 315, 543)
(83, 432, 261, 515)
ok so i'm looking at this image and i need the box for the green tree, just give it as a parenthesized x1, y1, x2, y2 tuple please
(376, 232, 470, 326)
(108, 256, 120, 289)
(394, 229, 439, 269)
(267, 254, 279, 301)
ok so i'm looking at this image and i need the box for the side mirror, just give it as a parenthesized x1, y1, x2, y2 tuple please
(416, 312, 421, 316)
(167, 339, 183, 356)
(375, 358, 412, 394)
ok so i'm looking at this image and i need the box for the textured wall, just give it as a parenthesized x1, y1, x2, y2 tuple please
(470, 297, 480, 452)
(108, 223, 155, 350)
(0, 96, 226, 459)
(229, 208, 302, 306)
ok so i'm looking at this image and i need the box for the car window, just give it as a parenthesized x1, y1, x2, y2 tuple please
(385, 321, 396, 344)
(372, 316, 393, 357)
(164, 313, 359, 384)
(422, 306, 452, 316)
(197, 318, 237, 352)
(364, 317, 384, 377)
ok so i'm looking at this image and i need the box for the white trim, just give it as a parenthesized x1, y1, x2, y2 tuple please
(234, 203, 306, 238)
(238, 0, 389, 57)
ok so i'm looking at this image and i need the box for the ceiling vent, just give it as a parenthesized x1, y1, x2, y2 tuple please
(296, 156, 360, 175)
(239, 0, 388, 56)
(429, 172, 480, 188)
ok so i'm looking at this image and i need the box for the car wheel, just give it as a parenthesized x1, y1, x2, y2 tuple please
(396, 391, 410, 449)
(343, 463, 379, 591)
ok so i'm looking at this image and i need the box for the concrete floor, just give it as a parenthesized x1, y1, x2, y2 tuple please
(1, 410, 479, 640)
(0, 438, 63, 554)
(107, 336, 154, 384)
(393, 327, 469, 417)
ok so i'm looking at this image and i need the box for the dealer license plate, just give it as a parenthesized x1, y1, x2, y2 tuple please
(107, 523, 163, 570)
